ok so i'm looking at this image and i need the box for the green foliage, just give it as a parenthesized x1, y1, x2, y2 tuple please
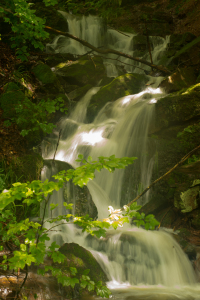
(0, 155, 159, 298)
(0, 0, 58, 60)
(184, 155, 200, 165)
(3, 94, 67, 138)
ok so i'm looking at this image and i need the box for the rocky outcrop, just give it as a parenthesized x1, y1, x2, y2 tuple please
(0, 243, 107, 300)
(43, 159, 97, 219)
(54, 55, 106, 86)
(154, 83, 200, 131)
(87, 72, 149, 121)
(159, 67, 197, 94)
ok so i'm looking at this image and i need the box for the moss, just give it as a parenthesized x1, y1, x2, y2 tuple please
(155, 84, 200, 130)
(87, 73, 148, 121)
(32, 64, 57, 84)
(68, 84, 93, 101)
(59, 243, 108, 284)
(55, 56, 106, 86)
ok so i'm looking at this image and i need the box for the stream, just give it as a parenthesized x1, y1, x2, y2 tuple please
(42, 13, 200, 300)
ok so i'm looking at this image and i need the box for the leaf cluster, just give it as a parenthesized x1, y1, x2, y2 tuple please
(0, 0, 59, 60)
(4, 96, 67, 138)
(0, 155, 159, 298)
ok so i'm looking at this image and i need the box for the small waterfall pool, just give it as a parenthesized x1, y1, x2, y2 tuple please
(42, 13, 200, 300)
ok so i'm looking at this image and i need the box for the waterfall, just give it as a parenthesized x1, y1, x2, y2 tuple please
(42, 13, 200, 299)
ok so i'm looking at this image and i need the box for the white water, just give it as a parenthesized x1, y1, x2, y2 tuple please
(43, 14, 200, 299)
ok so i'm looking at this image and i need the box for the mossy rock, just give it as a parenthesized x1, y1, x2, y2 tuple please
(32, 64, 57, 84)
(159, 67, 197, 94)
(68, 84, 93, 101)
(10, 153, 43, 183)
(33, 63, 64, 95)
(43, 160, 97, 219)
(87, 73, 149, 121)
(155, 83, 200, 131)
(0, 82, 25, 118)
(55, 56, 106, 86)
(58, 242, 108, 296)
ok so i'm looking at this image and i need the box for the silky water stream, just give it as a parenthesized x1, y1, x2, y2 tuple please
(42, 14, 200, 300)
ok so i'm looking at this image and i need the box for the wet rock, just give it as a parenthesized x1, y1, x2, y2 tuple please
(155, 83, 200, 131)
(32, 63, 64, 95)
(59, 243, 108, 284)
(159, 67, 197, 93)
(54, 55, 106, 86)
(87, 73, 149, 121)
(68, 84, 93, 101)
(43, 159, 97, 219)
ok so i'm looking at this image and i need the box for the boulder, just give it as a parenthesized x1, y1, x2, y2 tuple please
(0, 243, 107, 300)
(59, 243, 108, 284)
(68, 84, 93, 101)
(155, 83, 200, 131)
(55, 56, 106, 86)
(159, 67, 197, 93)
(43, 159, 97, 219)
(87, 73, 149, 121)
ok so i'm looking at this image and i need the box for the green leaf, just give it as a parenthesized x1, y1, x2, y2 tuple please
(70, 267, 77, 276)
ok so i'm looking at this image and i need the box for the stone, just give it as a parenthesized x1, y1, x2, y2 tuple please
(155, 83, 200, 131)
(32, 63, 57, 85)
(159, 67, 197, 93)
(87, 73, 149, 121)
(33, 63, 64, 95)
(55, 55, 106, 86)
(43, 159, 97, 219)
(58, 243, 108, 284)
(68, 84, 93, 101)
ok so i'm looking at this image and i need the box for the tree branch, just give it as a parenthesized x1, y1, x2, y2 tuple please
(126, 144, 200, 207)
(44, 26, 171, 75)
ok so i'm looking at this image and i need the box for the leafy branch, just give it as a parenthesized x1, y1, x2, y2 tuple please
(0, 154, 159, 298)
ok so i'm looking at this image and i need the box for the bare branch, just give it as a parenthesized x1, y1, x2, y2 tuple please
(126, 144, 200, 207)
(45, 26, 171, 75)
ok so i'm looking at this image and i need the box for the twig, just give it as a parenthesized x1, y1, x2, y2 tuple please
(44, 26, 171, 75)
(97, 54, 149, 72)
(126, 144, 200, 207)
(53, 129, 62, 162)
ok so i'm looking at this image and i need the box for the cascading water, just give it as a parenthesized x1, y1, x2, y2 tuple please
(42, 13, 200, 300)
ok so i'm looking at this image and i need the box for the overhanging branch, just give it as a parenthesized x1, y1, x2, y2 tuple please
(45, 26, 171, 75)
